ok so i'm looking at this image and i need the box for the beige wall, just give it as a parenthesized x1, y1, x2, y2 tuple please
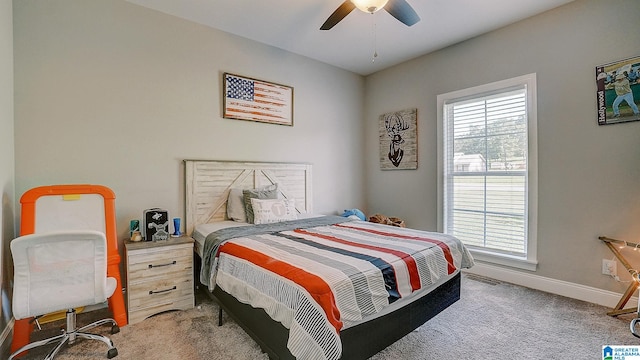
(13, 0, 366, 251)
(10, 5, 365, 353)
(364, 0, 640, 293)
(8, 0, 640, 350)
(0, 0, 14, 355)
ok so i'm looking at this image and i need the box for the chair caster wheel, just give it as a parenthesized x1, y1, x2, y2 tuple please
(107, 347, 118, 358)
(111, 325, 120, 334)
(631, 318, 640, 338)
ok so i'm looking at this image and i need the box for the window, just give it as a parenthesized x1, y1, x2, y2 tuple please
(437, 74, 538, 270)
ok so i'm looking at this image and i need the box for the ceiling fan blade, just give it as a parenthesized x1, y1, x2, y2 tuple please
(320, 1, 357, 30)
(384, 0, 420, 27)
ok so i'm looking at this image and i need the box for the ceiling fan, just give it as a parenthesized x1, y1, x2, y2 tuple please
(320, 0, 420, 30)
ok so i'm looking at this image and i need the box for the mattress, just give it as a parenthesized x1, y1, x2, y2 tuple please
(195, 216, 474, 360)
(193, 221, 250, 257)
(194, 220, 460, 324)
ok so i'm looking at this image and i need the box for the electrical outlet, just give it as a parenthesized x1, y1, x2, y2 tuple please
(602, 259, 617, 276)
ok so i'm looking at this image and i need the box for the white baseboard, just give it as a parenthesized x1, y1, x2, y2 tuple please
(464, 262, 639, 310)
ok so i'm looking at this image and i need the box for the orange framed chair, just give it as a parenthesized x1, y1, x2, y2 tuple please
(11, 185, 127, 356)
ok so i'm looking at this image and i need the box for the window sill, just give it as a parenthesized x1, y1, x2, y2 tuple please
(468, 248, 538, 271)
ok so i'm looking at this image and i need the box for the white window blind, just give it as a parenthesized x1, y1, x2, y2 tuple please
(443, 86, 529, 257)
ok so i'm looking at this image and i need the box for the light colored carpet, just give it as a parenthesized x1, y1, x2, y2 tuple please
(15, 274, 639, 359)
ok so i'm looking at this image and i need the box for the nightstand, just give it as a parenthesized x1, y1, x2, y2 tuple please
(124, 236, 195, 324)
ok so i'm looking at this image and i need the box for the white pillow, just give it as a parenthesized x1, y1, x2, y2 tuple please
(243, 184, 279, 224)
(250, 198, 297, 224)
(227, 188, 247, 222)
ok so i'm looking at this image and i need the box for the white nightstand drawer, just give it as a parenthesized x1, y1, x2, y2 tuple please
(127, 250, 192, 283)
(128, 276, 193, 303)
(128, 297, 194, 325)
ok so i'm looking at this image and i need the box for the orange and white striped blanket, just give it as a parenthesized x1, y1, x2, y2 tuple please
(201, 216, 474, 360)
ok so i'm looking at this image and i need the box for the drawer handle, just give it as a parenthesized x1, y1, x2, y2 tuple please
(149, 286, 177, 295)
(148, 260, 177, 269)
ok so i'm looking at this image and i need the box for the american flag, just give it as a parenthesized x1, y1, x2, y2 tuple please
(224, 73, 293, 125)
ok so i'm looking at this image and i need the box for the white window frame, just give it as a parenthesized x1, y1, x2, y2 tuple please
(436, 74, 538, 271)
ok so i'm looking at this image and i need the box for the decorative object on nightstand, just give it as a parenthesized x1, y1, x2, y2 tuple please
(130, 231, 142, 242)
(125, 236, 195, 324)
(142, 208, 169, 241)
(130, 219, 142, 242)
(172, 217, 182, 237)
(129, 220, 140, 238)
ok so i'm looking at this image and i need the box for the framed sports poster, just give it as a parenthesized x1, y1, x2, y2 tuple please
(223, 73, 293, 126)
(596, 55, 640, 125)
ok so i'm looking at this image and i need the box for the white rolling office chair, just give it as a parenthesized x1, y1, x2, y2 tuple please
(9, 231, 119, 359)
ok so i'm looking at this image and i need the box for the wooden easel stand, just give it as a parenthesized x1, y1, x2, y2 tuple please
(599, 236, 640, 316)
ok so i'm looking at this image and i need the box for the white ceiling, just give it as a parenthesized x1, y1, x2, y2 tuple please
(125, 0, 574, 76)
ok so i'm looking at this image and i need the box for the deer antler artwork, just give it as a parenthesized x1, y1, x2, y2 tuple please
(379, 109, 417, 170)
(385, 112, 411, 167)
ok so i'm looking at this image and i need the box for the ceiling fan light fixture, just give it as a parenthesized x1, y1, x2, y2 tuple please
(351, 0, 389, 14)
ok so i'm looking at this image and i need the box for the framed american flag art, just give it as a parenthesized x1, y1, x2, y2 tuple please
(223, 73, 294, 126)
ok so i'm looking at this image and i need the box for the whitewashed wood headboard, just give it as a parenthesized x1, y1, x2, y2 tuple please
(184, 160, 313, 236)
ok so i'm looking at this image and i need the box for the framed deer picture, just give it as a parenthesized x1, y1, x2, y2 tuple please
(379, 108, 417, 170)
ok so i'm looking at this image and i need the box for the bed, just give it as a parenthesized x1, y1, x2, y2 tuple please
(184, 160, 474, 360)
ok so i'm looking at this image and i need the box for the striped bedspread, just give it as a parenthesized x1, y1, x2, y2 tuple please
(202, 216, 474, 360)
